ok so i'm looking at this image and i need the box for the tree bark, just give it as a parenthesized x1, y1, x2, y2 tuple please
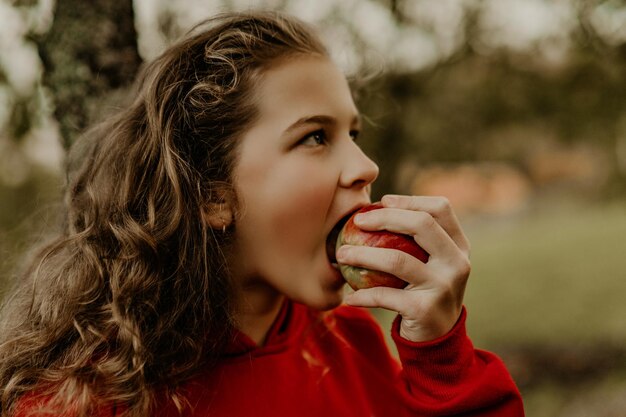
(37, 0, 142, 148)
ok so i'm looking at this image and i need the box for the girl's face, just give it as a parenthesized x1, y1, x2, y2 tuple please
(230, 55, 379, 311)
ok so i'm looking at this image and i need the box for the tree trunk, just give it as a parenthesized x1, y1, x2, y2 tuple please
(37, 0, 142, 148)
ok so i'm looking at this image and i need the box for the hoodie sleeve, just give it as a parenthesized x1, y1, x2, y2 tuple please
(391, 307, 525, 416)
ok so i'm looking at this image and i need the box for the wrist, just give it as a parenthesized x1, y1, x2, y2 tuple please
(398, 308, 464, 343)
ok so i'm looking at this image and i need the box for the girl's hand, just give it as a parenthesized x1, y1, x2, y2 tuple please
(339, 195, 471, 342)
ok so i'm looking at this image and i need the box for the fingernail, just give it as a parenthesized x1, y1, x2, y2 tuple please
(382, 195, 399, 206)
(336, 245, 350, 261)
(353, 213, 366, 225)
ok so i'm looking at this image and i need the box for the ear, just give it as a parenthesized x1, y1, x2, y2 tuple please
(202, 201, 234, 230)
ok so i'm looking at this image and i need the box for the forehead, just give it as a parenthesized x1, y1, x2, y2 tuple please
(253, 55, 358, 121)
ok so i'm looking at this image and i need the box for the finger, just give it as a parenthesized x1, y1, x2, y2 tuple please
(336, 244, 430, 285)
(381, 195, 470, 255)
(343, 285, 414, 313)
(352, 208, 460, 262)
(345, 287, 463, 342)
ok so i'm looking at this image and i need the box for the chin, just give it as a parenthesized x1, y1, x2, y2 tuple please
(317, 299, 342, 311)
(300, 289, 344, 311)
(316, 290, 346, 311)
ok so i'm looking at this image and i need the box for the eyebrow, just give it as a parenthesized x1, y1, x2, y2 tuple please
(283, 114, 361, 135)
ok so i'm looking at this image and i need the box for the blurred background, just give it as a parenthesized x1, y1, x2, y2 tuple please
(1, 0, 625, 415)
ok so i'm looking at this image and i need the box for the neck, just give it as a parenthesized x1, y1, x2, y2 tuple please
(233, 283, 285, 346)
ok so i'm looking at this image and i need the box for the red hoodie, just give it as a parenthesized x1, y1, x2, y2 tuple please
(15, 300, 524, 416)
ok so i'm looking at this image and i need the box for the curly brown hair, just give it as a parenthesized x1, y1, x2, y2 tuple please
(0, 11, 327, 417)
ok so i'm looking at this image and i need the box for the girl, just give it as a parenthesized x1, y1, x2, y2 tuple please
(0, 11, 524, 417)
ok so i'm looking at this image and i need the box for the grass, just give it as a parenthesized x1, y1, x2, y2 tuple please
(372, 198, 626, 347)
(463, 199, 626, 348)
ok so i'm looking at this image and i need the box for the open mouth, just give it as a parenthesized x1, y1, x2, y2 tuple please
(325, 210, 357, 266)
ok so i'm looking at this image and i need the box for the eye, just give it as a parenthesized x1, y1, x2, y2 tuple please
(298, 129, 328, 147)
(349, 129, 360, 141)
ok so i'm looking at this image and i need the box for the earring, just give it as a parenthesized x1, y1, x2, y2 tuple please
(222, 223, 226, 233)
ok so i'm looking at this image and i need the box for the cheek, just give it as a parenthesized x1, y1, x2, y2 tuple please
(266, 163, 337, 248)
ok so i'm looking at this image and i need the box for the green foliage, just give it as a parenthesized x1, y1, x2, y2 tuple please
(356, 34, 626, 199)
(7, 97, 33, 140)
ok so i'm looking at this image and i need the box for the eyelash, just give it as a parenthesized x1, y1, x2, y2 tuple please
(299, 129, 328, 147)
(297, 129, 360, 147)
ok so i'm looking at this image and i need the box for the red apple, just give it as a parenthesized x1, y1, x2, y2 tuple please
(336, 203, 429, 290)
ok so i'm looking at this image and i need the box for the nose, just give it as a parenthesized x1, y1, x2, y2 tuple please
(339, 141, 379, 189)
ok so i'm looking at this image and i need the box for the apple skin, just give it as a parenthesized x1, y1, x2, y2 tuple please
(336, 203, 429, 290)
